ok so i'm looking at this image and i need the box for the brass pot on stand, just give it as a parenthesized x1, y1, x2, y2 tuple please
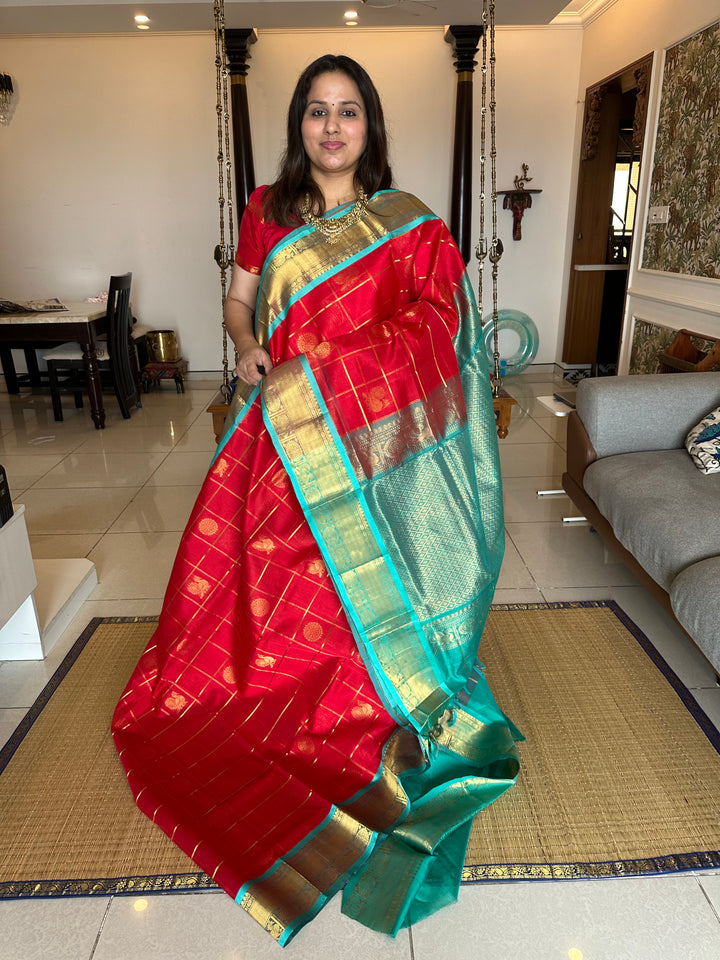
(146, 330, 179, 362)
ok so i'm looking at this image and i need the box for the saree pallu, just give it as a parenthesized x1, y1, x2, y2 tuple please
(112, 190, 521, 945)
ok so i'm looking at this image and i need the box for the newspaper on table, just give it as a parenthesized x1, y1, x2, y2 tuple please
(0, 298, 67, 314)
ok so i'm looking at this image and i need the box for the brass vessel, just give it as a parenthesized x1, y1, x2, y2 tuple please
(146, 330, 179, 362)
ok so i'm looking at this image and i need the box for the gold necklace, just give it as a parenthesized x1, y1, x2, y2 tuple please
(300, 188, 369, 244)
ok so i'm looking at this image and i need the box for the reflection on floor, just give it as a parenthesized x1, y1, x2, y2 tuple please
(1, 367, 719, 960)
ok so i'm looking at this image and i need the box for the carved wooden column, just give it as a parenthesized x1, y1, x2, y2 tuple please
(445, 25, 483, 262)
(224, 28, 258, 219)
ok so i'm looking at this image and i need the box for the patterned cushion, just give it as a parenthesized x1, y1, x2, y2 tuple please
(685, 405, 720, 474)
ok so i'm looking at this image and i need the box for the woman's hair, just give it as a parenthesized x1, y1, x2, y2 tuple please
(265, 54, 393, 226)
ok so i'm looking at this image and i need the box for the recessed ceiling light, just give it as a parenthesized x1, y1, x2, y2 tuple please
(134, 14, 150, 23)
(136, 23, 150, 30)
(346, 20, 359, 26)
(344, 8, 358, 16)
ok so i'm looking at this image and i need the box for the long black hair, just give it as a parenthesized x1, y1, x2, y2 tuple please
(265, 54, 393, 226)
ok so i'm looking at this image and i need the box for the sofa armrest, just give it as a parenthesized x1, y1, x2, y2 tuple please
(565, 410, 597, 488)
(576, 372, 720, 458)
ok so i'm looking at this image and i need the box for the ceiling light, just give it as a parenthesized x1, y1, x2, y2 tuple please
(136, 23, 150, 30)
(344, 9, 358, 16)
(134, 14, 150, 23)
(346, 20, 358, 26)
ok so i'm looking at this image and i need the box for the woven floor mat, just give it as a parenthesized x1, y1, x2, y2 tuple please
(0, 601, 718, 897)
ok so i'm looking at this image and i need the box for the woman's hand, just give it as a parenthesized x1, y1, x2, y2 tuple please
(234, 338, 273, 386)
(224, 266, 268, 386)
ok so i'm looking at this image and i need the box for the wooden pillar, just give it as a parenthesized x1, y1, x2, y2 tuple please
(445, 25, 483, 263)
(224, 28, 258, 219)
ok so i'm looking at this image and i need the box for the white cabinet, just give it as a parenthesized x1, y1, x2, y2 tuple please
(0, 504, 41, 657)
(0, 504, 97, 659)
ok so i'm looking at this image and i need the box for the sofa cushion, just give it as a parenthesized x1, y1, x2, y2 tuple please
(583, 449, 720, 590)
(670, 558, 720, 674)
(576, 373, 720, 458)
(685, 405, 720, 474)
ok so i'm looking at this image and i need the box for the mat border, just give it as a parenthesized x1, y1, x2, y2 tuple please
(1, 602, 718, 899)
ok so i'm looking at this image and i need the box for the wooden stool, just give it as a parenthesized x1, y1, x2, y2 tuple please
(493, 386, 517, 439)
(142, 358, 188, 393)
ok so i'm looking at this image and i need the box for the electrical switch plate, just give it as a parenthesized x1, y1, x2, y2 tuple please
(648, 205, 670, 224)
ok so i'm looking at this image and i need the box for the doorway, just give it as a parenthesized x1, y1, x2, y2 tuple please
(561, 54, 654, 373)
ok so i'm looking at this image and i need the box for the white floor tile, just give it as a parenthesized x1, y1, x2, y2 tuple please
(537, 415, 569, 444)
(411, 877, 720, 960)
(144, 450, 212, 487)
(93, 891, 412, 960)
(124, 404, 201, 429)
(0, 656, 63, 709)
(498, 441, 566, 478)
(87, 531, 183, 599)
(492, 587, 545, 604)
(503, 478, 584, 523)
(73, 425, 180, 454)
(0, 428, 87, 458)
(21, 487, 139, 534)
(172, 420, 220, 452)
(107, 486, 199, 533)
(30, 452, 167, 488)
(507, 521, 637, 590)
(0, 708, 27, 748)
(27, 533, 102, 559)
(699, 873, 720, 906)
(496, 413, 554, 445)
(496, 535, 536, 589)
(1, 454, 65, 496)
(693, 687, 720, 731)
(0, 898, 110, 960)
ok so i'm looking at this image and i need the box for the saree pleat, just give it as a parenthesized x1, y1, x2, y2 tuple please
(112, 190, 520, 944)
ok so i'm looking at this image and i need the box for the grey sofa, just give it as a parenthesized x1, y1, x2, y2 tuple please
(562, 372, 720, 678)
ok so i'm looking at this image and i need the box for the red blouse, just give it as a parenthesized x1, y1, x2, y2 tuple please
(235, 186, 297, 275)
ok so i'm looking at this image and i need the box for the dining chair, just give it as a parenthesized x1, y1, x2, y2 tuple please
(44, 273, 141, 422)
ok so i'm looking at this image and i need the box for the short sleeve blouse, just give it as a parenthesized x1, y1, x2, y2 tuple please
(235, 186, 296, 275)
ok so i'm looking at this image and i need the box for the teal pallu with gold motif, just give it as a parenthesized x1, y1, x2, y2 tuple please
(112, 190, 521, 944)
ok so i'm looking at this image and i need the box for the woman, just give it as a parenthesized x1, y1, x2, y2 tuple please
(112, 54, 520, 946)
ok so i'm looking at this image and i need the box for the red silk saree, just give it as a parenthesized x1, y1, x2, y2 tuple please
(112, 190, 521, 945)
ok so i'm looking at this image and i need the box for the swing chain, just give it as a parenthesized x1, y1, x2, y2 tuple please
(477, 0, 503, 395)
(213, 0, 236, 396)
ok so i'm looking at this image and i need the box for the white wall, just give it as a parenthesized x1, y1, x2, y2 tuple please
(575, 0, 720, 372)
(0, 33, 222, 370)
(488, 25, 582, 363)
(0, 25, 582, 372)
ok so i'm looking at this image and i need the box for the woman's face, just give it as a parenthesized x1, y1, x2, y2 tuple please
(301, 72, 368, 185)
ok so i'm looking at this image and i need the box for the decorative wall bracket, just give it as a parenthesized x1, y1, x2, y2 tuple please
(500, 164, 541, 240)
(0, 72, 17, 125)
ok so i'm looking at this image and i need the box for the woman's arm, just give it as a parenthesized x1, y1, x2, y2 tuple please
(224, 266, 272, 386)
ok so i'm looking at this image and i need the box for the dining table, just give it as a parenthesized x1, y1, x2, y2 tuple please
(0, 302, 110, 428)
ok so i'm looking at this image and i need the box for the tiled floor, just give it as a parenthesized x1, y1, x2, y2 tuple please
(1, 368, 719, 959)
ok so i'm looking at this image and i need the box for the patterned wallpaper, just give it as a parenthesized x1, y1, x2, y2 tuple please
(641, 19, 720, 279)
(629, 319, 718, 375)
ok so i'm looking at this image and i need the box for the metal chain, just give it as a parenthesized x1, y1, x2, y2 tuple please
(476, 2, 488, 324)
(213, 0, 235, 394)
(488, 0, 503, 391)
(475, 1, 503, 394)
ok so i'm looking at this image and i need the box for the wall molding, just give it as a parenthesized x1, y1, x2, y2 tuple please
(553, 0, 619, 28)
(627, 287, 720, 317)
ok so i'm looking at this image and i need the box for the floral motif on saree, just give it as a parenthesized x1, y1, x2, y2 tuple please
(112, 190, 521, 945)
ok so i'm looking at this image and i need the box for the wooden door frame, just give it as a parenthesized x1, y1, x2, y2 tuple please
(561, 54, 653, 366)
